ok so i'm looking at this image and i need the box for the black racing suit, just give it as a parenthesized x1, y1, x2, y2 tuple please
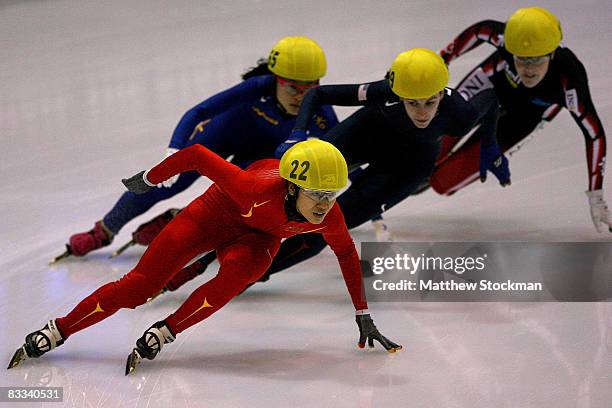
(436, 20, 606, 192)
(260, 79, 499, 277)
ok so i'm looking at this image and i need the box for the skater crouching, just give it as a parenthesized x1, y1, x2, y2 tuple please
(432, 7, 610, 232)
(9, 140, 401, 374)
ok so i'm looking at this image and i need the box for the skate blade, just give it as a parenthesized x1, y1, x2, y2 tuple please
(49, 246, 72, 265)
(387, 345, 403, 353)
(125, 348, 143, 376)
(146, 288, 167, 303)
(110, 240, 135, 258)
(7, 346, 27, 369)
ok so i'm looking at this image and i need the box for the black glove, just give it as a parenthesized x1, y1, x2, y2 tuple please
(122, 170, 151, 194)
(356, 314, 402, 353)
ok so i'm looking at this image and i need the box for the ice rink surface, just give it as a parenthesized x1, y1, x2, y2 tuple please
(1, 0, 611, 407)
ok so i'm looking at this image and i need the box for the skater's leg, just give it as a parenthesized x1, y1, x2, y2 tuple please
(125, 233, 280, 374)
(164, 250, 218, 291)
(10, 202, 226, 369)
(430, 109, 542, 195)
(262, 233, 327, 278)
(165, 233, 281, 334)
(56, 199, 227, 338)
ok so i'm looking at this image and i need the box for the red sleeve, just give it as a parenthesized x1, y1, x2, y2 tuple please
(321, 204, 368, 311)
(558, 54, 607, 191)
(146, 144, 259, 204)
(440, 20, 505, 64)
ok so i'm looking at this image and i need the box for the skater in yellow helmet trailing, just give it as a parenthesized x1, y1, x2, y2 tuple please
(432, 7, 610, 233)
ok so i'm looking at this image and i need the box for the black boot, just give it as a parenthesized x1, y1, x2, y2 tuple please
(125, 321, 175, 375)
(8, 320, 64, 369)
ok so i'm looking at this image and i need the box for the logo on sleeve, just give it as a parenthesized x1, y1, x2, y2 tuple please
(314, 115, 327, 129)
(188, 119, 212, 141)
(565, 89, 579, 115)
(457, 67, 493, 100)
(252, 106, 279, 125)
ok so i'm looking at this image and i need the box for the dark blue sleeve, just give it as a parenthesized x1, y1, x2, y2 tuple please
(294, 80, 390, 130)
(445, 88, 498, 146)
(467, 89, 499, 146)
(305, 105, 339, 137)
(169, 75, 275, 149)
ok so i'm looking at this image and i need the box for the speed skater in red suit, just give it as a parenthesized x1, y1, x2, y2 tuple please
(8, 139, 401, 374)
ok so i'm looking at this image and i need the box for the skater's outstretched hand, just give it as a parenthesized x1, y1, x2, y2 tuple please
(586, 189, 612, 233)
(355, 312, 402, 352)
(122, 170, 153, 194)
(479, 142, 511, 186)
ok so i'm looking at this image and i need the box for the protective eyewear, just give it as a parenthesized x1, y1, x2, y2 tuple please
(513, 54, 551, 65)
(277, 77, 319, 96)
(301, 188, 338, 202)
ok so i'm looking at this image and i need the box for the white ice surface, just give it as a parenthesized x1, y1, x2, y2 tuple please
(1, 1, 611, 407)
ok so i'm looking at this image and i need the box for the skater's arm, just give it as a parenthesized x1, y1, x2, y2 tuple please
(274, 82, 386, 158)
(467, 89, 499, 147)
(321, 209, 402, 353)
(321, 206, 368, 311)
(446, 89, 510, 186)
(445, 88, 499, 145)
(273, 105, 340, 158)
(582, 125, 606, 191)
(294, 80, 391, 130)
(146, 145, 259, 200)
(440, 20, 505, 65)
(304, 105, 340, 138)
(560, 54, 607, 191)
(169, 76, 275, 149)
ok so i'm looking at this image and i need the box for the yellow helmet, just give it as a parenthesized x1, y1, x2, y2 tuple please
(268, 36, 327, 82)
(504, 7, 563, 57)
(388, 48, 449, 99)
(279, 139, 348, 191)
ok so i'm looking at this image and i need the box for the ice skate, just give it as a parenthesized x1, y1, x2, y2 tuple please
(49, 245, 72, 264)
(113, 208, 181, 259)
(146, 287, 168, 303)
(125, 321, 175, 375)
(8, 320, 64, 369)
(110, 239, 135, 258)
(51, 221, 114, 263)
